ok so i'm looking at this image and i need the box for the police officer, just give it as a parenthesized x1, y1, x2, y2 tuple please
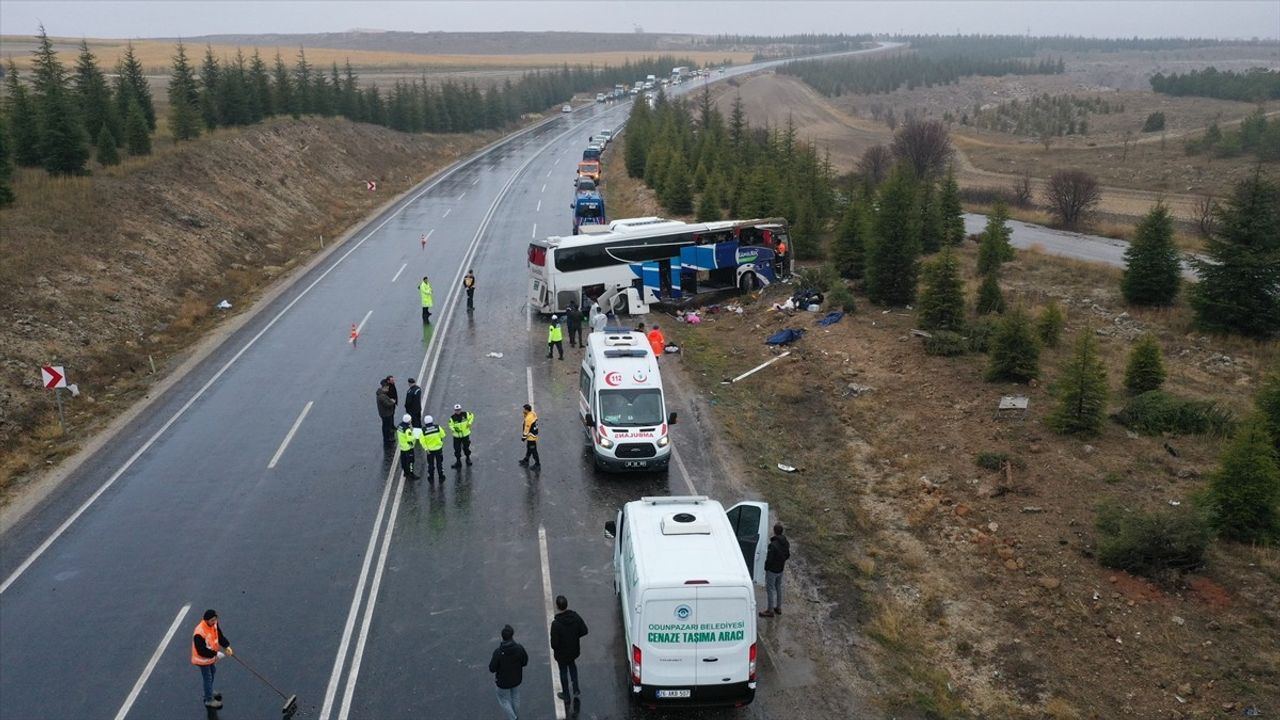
(449, 404, 475, 468)
(547, 315, 564, 360)
(396, 414, 418, 478)
(418, 414, 447, 481)
(519, 404, 540, 468)
(463, 270, 477, 311)
(419, 275, 434, 324)
(405, 377, 423, 428)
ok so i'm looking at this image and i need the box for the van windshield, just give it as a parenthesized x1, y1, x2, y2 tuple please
(598, 389, 664, 427)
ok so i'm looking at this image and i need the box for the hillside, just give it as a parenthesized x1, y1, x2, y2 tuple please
(0, 118, 495, 499)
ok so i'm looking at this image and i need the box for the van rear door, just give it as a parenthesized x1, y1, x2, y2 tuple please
(725, 501, 769, 585)
(640, 587, 698, 690)
(693, 586, 752, 686)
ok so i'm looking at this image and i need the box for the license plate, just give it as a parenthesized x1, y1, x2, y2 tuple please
(656, 689, 691, 699)
(625, 460, 648, 468)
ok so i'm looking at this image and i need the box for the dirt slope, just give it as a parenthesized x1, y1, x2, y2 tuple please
(0, 118, 494, 498)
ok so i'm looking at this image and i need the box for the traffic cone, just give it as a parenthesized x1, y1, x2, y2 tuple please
(350, 323, 359, 346)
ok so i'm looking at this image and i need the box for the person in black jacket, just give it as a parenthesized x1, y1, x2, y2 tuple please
(549, 595, 589, 700)
(759, 523, 791, 618)
(404, 377, 423, 428)
(565, 302, 583, 348)
(489, 624, 528, 720)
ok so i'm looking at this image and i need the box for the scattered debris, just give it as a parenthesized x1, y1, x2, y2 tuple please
(910, 329, 933, 338)
(994, 395, 1029, 420)
(777, 463, 798, 473)
(765, 328, 804, 346)
(722, 351, 791, 384)
(485, 351, 504, 358)
(215, 299, 232, 309)
(816, 311, 844, 327)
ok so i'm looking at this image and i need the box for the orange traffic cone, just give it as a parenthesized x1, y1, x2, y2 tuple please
(350, 323, 359, 346)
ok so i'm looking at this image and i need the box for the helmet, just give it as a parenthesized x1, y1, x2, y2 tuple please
(551, 314, 559, 321)
(402, 414, 411, 423)
(423, 415, 434, 425)
(453, 403, 463, 411)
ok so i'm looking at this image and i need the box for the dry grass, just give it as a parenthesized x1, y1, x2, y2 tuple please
(0, 35, 751, 72)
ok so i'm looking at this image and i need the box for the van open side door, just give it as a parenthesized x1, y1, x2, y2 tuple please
(725, 501, 769, 586)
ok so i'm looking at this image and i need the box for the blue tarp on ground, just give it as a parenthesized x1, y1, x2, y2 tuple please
(816, 311, 844, 326)
(766, 328, 805, 345)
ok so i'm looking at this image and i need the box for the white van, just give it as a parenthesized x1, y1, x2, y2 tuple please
(604, 495, 769, 708)
(579, 331, 675, 471)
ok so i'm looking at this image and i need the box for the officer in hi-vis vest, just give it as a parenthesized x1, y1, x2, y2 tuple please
(418, 414, 447, 481)
(449, 403, 475, 468)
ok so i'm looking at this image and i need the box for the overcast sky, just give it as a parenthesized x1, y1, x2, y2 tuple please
(2, 1, 1277, 41)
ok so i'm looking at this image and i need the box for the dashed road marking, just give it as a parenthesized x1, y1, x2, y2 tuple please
(113, 603, 191, 720)
(268, 401, 314, 469)
(391, 263, 407, 283)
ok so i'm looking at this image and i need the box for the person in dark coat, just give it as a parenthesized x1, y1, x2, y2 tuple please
(384, 375, 399, 406)
(404, 377, 423, 428)
(375, 379, 396, 443)
(549, 595, 589, 700)
(758, 523, 791, 617)
(565, 302, 583, 347)
(489, 624, 528, 720)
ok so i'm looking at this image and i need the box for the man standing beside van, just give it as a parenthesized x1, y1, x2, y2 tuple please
(759, 523, 790, 618)
(549, 595, 588, 700)
(489, 624, 528, 720)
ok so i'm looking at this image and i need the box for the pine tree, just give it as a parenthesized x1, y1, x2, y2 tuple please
(1036, 300, 1065, 347)
(695, 175, 721, 222)
(249, 50, 273, 119)
(986, 307, 1040, 382)
(31, 25, 90, 175)
(791, 199, 821, 261)
(1049, 331, 1109, 437)
(199, 45, 222, 129)
(1191, 172, 1280, 338)
(918, 248, 966, 331)
(0, 115, 14, 206)
(1207, 414, 1280, 544)
(124, 98, 151, 156)
(977, 203, 1014, 275)
(168, 41, 201, 141)
(114, 42, 155, 131)
(865, 165, 921, 306)
(95, 124, 120, 165)
(662, 154, 693, 215)
(744, 165, 775, 219)
(1121, 201, 1181, 305)
(832, 194, 867, 280)
(939, 165, 966, 246)
(1123, 334, 1166, 395)
(73, 40, 120, 149)
(1256, 365, 1280, 451)
(272, 52, 296, 118)
(293, 48, 313, 115)
(976, 272, 1005, 315)
(918, 180, 943, 253)
(4, 60, 42, 166)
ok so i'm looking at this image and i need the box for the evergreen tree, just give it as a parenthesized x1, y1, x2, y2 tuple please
(791, 199, 821, 261)
(199, 45, 222, 129)
(832, 193, 868, 279)
(293, 48, 313, 115)
(939, 165, 966, 246)
(743, 165, 775, 219)
(114, 41, 155, 131)
(1208, 414, 1280, 544)
(124, 98, 151, 156)
(918, 179, 943, 253)
(865, 165, 921, 306)
(695, 175, 722, 222)
(1123, 334, 1166, 395)
(987, 307, 1040, 382)
(976, 202, 1014, 275)
(1036, 300, 1065, 347)
(918, 248, 966, 331)
(4, 60, 42, 166)
(95, 124, 119, 165)
(1191, 172, 1280, 338)
(662, 154, 693, 215)
(249, 50, 273, 119)
(1049, 331, 1109, 437)
(1257, 365, 1280, 451)
(167, 41, 201, 141)
(272, 52, 296, 118)
(0, 115, 14, 206)
(976, 271, 1005, 315)
(728, 94, 747, 152)
(73, 40, 119, 148)
(1121, 201, 1181, 306)
(31, 25, 90, 175)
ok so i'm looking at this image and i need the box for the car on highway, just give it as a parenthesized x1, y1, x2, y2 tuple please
(597, 129, 614, 145)
(596, 93, 606, 103)
(561, 104, 573, 113)
(573, 176, 597, 194)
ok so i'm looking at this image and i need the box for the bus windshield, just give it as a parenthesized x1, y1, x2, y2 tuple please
(598, 389, 664, 427)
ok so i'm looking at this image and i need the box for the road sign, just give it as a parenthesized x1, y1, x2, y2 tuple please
(366, 180, 377, 192)
(41, 366, 66, 389)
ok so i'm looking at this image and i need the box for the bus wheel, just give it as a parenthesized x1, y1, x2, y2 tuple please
(739, 272, 757, 293)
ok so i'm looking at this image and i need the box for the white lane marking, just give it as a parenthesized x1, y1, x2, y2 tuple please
(539, 526, 568, 720)
(554, 157, 560, 166)
(113, 603, 191, 720)
(267, 401, 314, 469)
(546, 168, 553, 177)
(442, 208, 451, 218)
(0, 163, 446, 595)
(351, 309, 373, 342)
(459, 192, 467, 200)
(526, 366, 534, 407)
(536, 200, 541, 213)
(426, 228, 435, 241)
(531, 223, 537, 239)
(526, 308, 532, 333)
(671, 445, 697, 495)
(471, 177, 479, 185)
(329, 121, 573, 718)
(541, 183, 546, 193)
(390, 263, 407, 283)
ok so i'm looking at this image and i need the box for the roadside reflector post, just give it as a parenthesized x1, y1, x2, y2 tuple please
(54, 387, 66, 435)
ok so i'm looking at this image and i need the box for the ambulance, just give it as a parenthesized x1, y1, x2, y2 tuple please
(604, 495, 770, 708)
(579, 330, 675, 472)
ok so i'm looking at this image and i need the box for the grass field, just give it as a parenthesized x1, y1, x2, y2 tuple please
(0, 35, 749, 73)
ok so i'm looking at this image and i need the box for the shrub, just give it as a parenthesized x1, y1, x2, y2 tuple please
(826, 283, 857, 313)
(966, 316, 999, 353)
(1258, 365, 1280, 450)
(1036, 301, 1065, 347)
(1208, 414, 1280, 544)
(1123, 334, 1166, 395)
(986, 307, 1040, 382)
(1049, 331, 1109, 437)
(975, 451, 1010, 471)
(1141, 111, 1166, 133)
(975, 272, 1005, 315)
(1095, 500, 1210, 580)
(924, 330, 967, 356)
(792, 264, 840, 293)
(1116, 390, 1236, 438)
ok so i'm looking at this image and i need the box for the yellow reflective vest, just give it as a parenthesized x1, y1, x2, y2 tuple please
(448, 411, 474, 438)
(547, 323, 563, 343)
(418, 423, 446, 451)
(419, 281, 434, 308)
(396, 424, 416, 452)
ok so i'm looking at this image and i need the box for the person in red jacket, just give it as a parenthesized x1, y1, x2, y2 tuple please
(647, 325, 665, 358)
(192, 609, 232, 709)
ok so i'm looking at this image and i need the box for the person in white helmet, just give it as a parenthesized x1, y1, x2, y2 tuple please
(395, 414, 418, 478)
(547, 314, 564, 360)
(448, 403, 475, 468)
(418, 414, 448, 482)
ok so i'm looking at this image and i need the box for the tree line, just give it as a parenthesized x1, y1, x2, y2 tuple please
(1184, 108, 1280, 161)
(780, 52, 1063, 97)
(972, 93, 1120, 137)
(1150, 67, 1280, 102)
(897, 33, 1236, 56)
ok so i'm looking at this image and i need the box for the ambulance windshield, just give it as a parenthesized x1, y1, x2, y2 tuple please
(598, 389, 664, 427)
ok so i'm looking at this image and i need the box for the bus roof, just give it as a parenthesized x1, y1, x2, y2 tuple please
(543, 216, 787, 249)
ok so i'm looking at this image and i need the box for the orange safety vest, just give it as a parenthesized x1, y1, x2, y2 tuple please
(648, 330, 665, 356)
(191, 620, 221, 666)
